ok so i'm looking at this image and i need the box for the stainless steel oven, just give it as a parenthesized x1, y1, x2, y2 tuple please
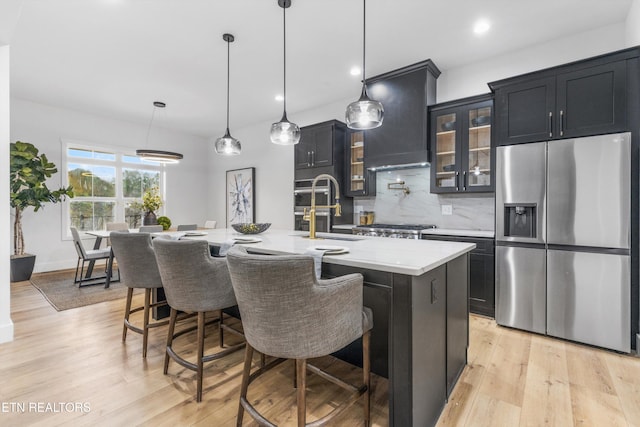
(294, 179, 331, 232)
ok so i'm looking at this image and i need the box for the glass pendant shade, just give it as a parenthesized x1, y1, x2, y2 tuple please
(215, 33, 241, 155)
(214, 128, 241, 155)
(271, 0, 300, 146)
(270, 113, 300, 145)
(346, 0, 384, 130)
(346, 86, 384, 130)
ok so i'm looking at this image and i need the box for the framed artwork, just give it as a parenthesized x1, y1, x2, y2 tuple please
(226, 167, 255, 227)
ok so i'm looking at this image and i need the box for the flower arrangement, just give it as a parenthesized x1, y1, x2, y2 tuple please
(142, 186, 163, 213)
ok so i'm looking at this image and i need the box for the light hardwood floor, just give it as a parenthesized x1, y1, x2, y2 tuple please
(2, 272, 640, 426)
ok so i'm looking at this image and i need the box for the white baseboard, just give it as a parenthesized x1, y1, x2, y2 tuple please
(0, 320, 14, 344)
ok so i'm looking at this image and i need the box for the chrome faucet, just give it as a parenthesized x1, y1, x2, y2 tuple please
(303, 173, 341, 239)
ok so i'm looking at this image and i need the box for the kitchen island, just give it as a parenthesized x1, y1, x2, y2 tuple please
(186, 228, 475, 427)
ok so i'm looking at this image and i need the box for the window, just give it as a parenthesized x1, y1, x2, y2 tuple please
(64, 142, 164, 233)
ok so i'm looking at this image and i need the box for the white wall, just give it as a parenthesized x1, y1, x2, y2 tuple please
(626, 0, 640, 46)
(1, 45, 14, 344)
(208, 98, 353, 229)
(10, 98, 210, 272)
(437, 23, 626, 102)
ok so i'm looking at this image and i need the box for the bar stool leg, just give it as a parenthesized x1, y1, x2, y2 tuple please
(219, 309, 224, 348)
(296, 358, 307, 427)
(122, 287, 134, 342)
(196, 311, 205, 402)
(164, 308, 178, 375)
(237, 344, 254, 427)
(142, 288, 151, 358)
(363, 330, 371, 427)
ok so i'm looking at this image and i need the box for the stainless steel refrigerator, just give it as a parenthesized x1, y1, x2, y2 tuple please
(495, 132, 631, 352)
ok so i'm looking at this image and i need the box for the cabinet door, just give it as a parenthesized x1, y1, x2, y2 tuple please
(463, 101, 493, 192)
(469, 252, 495, 317)
(556, 60, 627, 138)
(295, 129, 313, 169)
(431, 110, 460, 192)
(310, 124, 334, 167)
(495, 76, 555, 145)
(344, 130, 375, 197)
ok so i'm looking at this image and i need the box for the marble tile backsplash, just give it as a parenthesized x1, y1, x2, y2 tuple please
(354, 166, 495, 230)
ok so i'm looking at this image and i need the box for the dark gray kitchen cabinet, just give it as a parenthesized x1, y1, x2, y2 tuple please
(422, 234, 495, 318)
(491, 48, 638, 145)
(295, 121, 339, 169)
(429, 94, 494, 193)
(363, 60, 440, 168)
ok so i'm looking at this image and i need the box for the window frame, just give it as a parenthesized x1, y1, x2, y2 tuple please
(61, 139, 166, 240)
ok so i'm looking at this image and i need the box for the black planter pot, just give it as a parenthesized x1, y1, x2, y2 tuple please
(143, 211, 158, 225)
(10, 254, 36, 282)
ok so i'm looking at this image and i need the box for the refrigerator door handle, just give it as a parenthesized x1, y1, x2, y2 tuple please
(548, 111, 553, 137)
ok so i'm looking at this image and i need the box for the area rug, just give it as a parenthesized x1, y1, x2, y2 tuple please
(29, 269, 132, 311)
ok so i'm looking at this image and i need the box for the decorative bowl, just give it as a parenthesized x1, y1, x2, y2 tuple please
(440, 121, 456, 131)
(232, 223, 271, 234)
(471, 116, 490, 127)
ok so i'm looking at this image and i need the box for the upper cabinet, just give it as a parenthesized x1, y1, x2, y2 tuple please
(490, 48, 639, 145)
(344, 130, 376, 197)
(429, 95, 494, 193)
(294, 120, 348, 182)
(364, 60, 440, 168)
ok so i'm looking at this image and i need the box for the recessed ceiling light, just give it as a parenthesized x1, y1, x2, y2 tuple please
(275, 94, 284, 102)
(350, 66, 361, 76)
(473, 19, 491, 35)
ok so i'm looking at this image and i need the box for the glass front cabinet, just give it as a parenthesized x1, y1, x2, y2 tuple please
(344, 130, 376, 197)
(429, 95, 494, 193)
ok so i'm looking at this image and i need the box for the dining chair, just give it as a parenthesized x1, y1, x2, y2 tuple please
(153, 239, 245, 402)
(225, 246, 373, 427)
(139, 225, 163, 233)
(176, 224, 198, 231)
(109, 231, 169, 358)
(203, 220, 217, 229)
(70, 227, 116, 287)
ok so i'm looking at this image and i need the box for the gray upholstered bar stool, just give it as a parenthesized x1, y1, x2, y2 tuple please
(109, 231, 168, 358)
(153, 239, 245, 402)
(226, 246, 373, 427)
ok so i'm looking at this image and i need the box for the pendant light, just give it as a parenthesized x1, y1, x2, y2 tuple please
(136, 101, 184, 164)
(215, 33, 241, 155)
(345, 0, 384, 130)
(270, 0, 301, 145)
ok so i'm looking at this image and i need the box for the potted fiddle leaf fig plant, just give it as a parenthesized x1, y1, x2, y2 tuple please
(10, 141, 74, 281)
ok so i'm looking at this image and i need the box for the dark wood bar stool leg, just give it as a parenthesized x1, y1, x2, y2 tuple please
(218, 310, 224, 348)
(363, 330, 371, 427)
(142, 288, 151, 357)
(237, 344, 254, 427)
(296, 358, 307, 427)
(196, 312, 205, 402)
(122, 287, 134, 342)
(164, 308, 178, 375)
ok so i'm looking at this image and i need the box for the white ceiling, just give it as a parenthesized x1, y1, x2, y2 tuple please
(7, 0, 634, 139)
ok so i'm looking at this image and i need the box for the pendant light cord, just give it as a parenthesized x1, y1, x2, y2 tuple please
(226, 37, 231, 130)
(283, 5, 287, 115)
(144, 105, 157, 147)
(362, 0, 366, 83)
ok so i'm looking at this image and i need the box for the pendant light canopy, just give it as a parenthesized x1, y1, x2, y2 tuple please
(345, 0, 384, 130)
(136, 101, 184, 164)
(215, 33, 242, 155)
(270, 0, 301, 146)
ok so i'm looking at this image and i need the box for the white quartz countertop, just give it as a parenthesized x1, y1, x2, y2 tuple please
(184, 228, 475, 276)
(421, 228, 495, 238)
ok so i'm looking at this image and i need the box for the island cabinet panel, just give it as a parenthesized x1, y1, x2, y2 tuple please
(363, 60, 440, 168)
(446, 253, 470, 397)
(491, 47, 638, 146)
